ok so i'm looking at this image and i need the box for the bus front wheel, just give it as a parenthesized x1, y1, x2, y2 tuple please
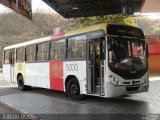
(67, 78, 84, 100)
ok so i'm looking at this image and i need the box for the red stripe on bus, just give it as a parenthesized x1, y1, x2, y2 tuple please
(51, 33, 64, 41)
(50, 61, 64, 91)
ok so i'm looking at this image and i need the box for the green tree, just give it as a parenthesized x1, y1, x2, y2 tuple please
(153, 28, 160, 34)
(73, 14, 136, 28)
(135, 16, 160, 35)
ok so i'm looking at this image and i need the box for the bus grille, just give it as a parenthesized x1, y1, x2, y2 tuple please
(126, 86, 140, 92)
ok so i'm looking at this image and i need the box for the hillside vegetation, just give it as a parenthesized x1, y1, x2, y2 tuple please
(0, 12, 75, 66)
(1, 12, 160, 67)
(0, 12, 73, 45)
(0, 12, 137, 66)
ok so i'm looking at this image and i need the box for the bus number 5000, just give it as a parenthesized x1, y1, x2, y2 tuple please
(66, 64, 78, 71)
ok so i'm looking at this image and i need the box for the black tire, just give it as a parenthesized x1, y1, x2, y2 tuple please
(67, 78, 84, 100)
(17, 75, 27, 91)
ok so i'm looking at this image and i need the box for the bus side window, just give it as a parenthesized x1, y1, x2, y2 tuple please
(67, 35, 86, 59)
(37, 42, 49, 61)
(16, 47, 25, 63)
(50, 39, 65, 60)
(26, 44, 37, 62)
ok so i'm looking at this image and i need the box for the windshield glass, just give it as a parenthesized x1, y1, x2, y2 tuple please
(108, 36, 147, 79)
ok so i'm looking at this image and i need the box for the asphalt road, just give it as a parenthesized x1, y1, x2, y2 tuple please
(0, 103, 18, 114)
(0, 80, 19, 116)
(0, 77, 160, 120)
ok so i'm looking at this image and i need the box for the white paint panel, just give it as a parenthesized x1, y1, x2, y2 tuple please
(80, 80, 87, 94)
(11, 66, 15, 83)
(64, 61, 87, 94)
(4, 36, 51, 50)
(3, 64, 11, 82)
(25, 62, 50, 89)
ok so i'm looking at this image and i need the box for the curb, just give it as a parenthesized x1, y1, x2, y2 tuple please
(0, 100, 41, 120)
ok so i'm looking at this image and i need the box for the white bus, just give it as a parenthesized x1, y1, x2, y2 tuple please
(3, 23, 149, 100)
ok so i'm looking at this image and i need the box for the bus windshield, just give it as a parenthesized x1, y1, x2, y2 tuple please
(108, 36, 148, 79)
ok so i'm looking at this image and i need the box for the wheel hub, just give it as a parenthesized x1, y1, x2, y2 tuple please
(70, 84, 78, 95)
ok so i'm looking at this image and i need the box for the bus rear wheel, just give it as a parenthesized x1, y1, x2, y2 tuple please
(67, 78, 84, 100)
(17, 75, 31, 91)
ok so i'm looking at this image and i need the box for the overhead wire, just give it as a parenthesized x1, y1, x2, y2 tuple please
(32, 0, 42, 21)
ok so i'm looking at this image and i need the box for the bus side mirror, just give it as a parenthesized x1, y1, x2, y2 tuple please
(9, 54, 12, 64)
(100, 38, 106, 60)
(146, 44, 149, 58)
(107, 39, 112, 51)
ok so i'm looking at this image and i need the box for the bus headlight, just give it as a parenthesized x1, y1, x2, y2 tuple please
(108, 75, 119, 85)
(112, 77, 119, 85)
(115, 80, 119, 85)
(145, 77, 149, 83)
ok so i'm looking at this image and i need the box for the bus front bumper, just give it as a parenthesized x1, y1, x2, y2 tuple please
(106, 82, 149, 98)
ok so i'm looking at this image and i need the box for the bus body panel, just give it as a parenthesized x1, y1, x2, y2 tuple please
(25, 62, 50, 89)
(14, 62, 26, 84)
(50, 60, 64, 91)
(64, 61, 87, 94)
(3, 64, 11, 82)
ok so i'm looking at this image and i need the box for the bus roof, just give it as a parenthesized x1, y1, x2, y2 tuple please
(4, 23, 107, 50)
(4, 23, 141, 50)
(65, 23, 107, 36)
(4, 36, 51, 50)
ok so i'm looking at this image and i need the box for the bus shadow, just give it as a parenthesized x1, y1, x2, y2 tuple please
(20, 88, 152, 114)
(30, 87, 145, 103)
(84, 96, 149, 114)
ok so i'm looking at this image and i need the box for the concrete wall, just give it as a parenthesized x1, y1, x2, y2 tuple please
(148, 54, 160, 74)
(148, 44, 160, 74)
(141, 0, 160, 13)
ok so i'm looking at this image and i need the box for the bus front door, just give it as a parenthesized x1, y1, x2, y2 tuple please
(87, 39, 105, 96)
(10, 49, 15, 83)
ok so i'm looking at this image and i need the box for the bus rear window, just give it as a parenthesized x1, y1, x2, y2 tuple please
(4, 50, 10, 64)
